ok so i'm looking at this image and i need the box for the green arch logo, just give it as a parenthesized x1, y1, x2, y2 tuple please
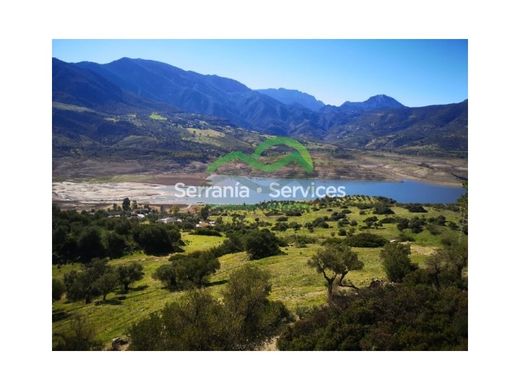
(207, 136, 314, 173)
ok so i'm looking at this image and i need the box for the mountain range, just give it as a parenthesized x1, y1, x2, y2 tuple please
(52, 57, 468, 155)
(256, 88, 325, 111)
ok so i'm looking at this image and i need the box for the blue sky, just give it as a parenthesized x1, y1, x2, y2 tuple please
(53, 40, 467, 107)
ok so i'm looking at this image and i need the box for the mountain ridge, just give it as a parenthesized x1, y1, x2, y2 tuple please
(256, 88, 325, 112)
(52, 57, 468, 154)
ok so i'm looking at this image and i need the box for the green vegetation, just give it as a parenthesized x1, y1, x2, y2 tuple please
(153, 251, 220, 290)
(149, 112, 167, 121)
(52, 194, 467, 350)
(309, 241, 363, 300)
(130, 266, 289, 350)
(380, 242, 417, 282)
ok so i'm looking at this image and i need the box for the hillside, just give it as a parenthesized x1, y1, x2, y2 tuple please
(53, 58, 468, 150)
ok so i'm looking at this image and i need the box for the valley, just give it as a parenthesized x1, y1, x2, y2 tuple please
(51, 52, 468, 351)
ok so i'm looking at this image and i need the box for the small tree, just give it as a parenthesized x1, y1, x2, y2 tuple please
(94, 271, 118, 301)
(106, 232, 128, 259)
(245, 229, 281, 260)
(135, 224, 175, 255)
(77, 228, 105, 263)
(63, 259, 111, 303)
(380, 242, 417, 282)
(116, 262, 144, 292)
(222, 265, 290, 347)
(308, 242, 364, 301)
(153, 264, 178, 290)
(130, 290, 232, 351)
(122, 197, 131, 212)
(154, 251, 220, 290)
(200, 205, 210, 221)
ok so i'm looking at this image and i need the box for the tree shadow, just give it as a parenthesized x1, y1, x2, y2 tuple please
(129, 284, 149, 292)
(95, 298, 122, 306)
(52, 309, 70, 322)
(205, 279, 228, 287)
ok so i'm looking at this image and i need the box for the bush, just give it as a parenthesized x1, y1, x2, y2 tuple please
(130, 290, 232, 351)
(409, 217, 426, 234)
(223, 265, 291, 346)
(398, 232, 415, 242)
(347, 233, 388, 248)
(106, 232, 128, 259)
(373, 203, 395, 215)
(77, 228, 105, 263)
(245, 229, 282, 260)
(153, 251, 220, 290)
(216, 232, 245, 255)
(405, 204, 427, 213)
(131, 266, 290, 350)
(192, 228, 221, 236)
(380, 242, 417, 282)
(63, 259, 114, 303)
(285, 234, 316, 248)
(134, 224, 176, 255)
(397, 218, 409, 231)
(277, 283, 467, 351)
(364, 216, 379, 228)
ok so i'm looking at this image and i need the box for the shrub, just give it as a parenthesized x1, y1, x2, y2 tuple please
(347, 233, 388, 248)
(216, 232, 245, 255)
(426, 224, 442, 235)
(373, 203, 395, 215)
(405, 204, 427, 213)
(193, 228, 221, 236)
(285, 234, 316, 248)
(409, 217, 426, 234)
(63, 259, 115, 303)
(277, 283, 467, 351)
(130, 266, 290, 350)
(135, 224, 176, 255)
(106, 232, 128, 259)
(77, 228, 105, 263)
(153, 251, 220, 290)
(223, 265, 291, 346)
(245, 229, 282, 260)
(380, 242, 417, 282)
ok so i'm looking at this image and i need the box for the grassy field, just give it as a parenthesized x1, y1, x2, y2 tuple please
(52, 203, 461, 348)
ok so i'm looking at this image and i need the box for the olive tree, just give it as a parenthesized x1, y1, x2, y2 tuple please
(308, 242, 364, 301)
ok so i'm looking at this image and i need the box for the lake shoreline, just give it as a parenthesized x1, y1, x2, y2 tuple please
(52, 176, 466, 207)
